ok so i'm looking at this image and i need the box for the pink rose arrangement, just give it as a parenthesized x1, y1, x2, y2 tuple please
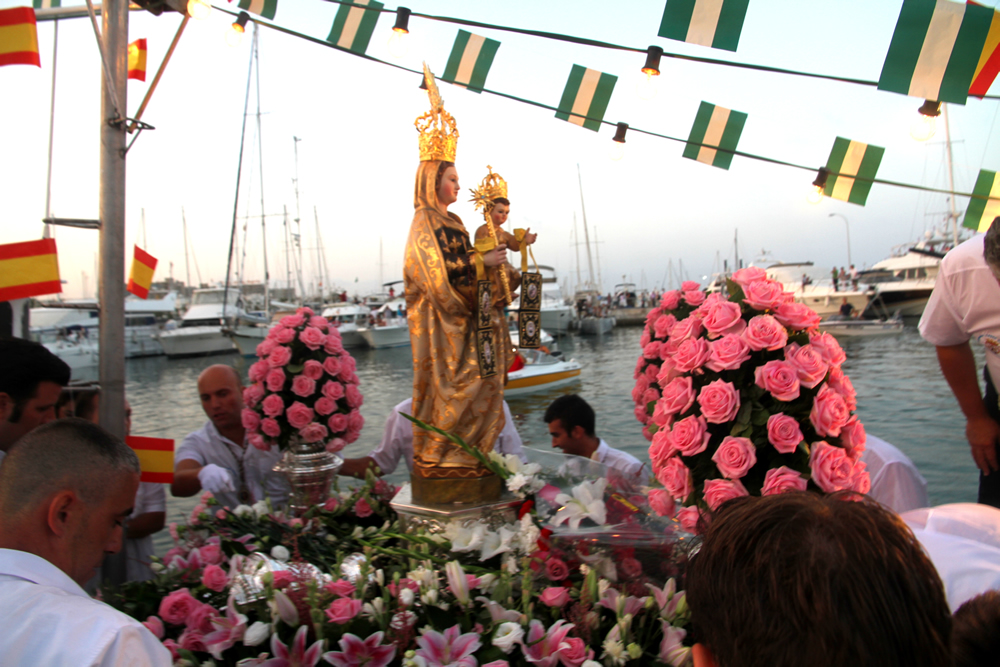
(244, 307, 363, 454)
(633, 270, 869, 527)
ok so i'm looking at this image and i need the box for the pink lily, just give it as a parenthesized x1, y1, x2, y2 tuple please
(204, 595, 248, 659)
(597, 589, 647, 617)
(646, 581, 686, 621)
(475, 597, 522, 624)
(323, 631, 396, 667)
(260, 625, 324, 667)
(522, 619, 574, 667)
(658, 623, 690, 667)
(414, 624, 482, 667)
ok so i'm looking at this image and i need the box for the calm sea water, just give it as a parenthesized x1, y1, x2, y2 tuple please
(120, 323, 981, 555)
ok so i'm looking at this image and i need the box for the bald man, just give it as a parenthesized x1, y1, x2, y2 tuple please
(172, 365, 288, 509)
(0, 419, 170, 666)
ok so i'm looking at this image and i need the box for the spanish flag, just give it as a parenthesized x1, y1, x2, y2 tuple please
(0, 238, 61, 302)
(0, 7, 41, 68)
(127, 245, 158, 299)
(127, 38, 146, 82)
(126, 436, 174, 484)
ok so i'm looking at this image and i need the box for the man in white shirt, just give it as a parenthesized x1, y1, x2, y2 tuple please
(919, 217, 1000, 507)
(172, 365, 288, 509)
(0, 337, 71, 465)
(339, 398, 525, 478)
(544, 393, 646, 487)
(0, 419, 171, 666)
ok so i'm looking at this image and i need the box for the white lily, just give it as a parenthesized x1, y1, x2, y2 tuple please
(479, 525, 517, 561)
(444, 560, 470, 605)
(445, 522, 486, 553)
(552, 478, 608, 529)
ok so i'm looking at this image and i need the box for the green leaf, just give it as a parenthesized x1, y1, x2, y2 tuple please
(726, 278, 745, 303)
(751, 407, 771, 426)
(735, 401, 752, 427)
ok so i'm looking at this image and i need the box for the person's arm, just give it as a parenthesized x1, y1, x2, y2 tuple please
(126, 511, 165, 540)
(171, 459, 203, 497)
(936, 342, 1000, 474)
(339, 456, 381, 479)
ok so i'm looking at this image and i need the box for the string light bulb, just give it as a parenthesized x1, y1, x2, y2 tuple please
(610, 122, 628, 161)
(388, 7, 411, 58)
(227, 11, 250, 47)
(910, 99, 941, 142)
(186, 0, 211, 19)
(807, 167, 829, 205)
(636, 46, 663, 100)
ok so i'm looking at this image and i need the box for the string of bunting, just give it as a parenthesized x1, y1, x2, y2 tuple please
(216, 4, 1000, 213)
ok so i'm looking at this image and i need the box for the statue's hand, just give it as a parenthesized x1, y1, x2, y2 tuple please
(484, 244, 508, 267)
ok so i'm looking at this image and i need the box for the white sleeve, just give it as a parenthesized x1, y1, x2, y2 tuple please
(919, 269, 968, 346)
(369, 410, 408, 474)
(497, 403, 527, 462)
(868, 461, 928, 514)
(174, 431, 207, 466)
(134, 483, 166, 516)
(97, 624, 172, 667)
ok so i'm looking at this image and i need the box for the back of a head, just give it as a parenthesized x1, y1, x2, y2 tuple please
(983, 216, 1000, 272)
(0, 418, 140, 516)
(952, 591, 1000, 667)
(543, 394, 595, 436)
(0, 338, 71, 403)
(686, 492, 951, 667)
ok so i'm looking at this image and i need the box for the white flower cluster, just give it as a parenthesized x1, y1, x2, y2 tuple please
(444, 510, 540, 563)
(489, 453, 545, 497)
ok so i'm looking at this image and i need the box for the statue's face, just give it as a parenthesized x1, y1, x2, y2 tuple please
(437, 166, 460, 206)
(490, 202, 509, 226)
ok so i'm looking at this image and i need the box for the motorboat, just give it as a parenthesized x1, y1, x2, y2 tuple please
(579, 315, 616, 335)
(574, 289, 615, 335)
(859, 231, 954, 317)
(818, 313, 904, 337)
(159, 288, 244, 358)
(763, 262, 870, 320)
(321, 302, 369, 348)
(358, 298, 410, 349)
(43, 329, 99, 372)
(505, 348, 582, 396)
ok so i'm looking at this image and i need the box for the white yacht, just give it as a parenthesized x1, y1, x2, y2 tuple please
(159, 288, 243, 358)
(321, 302, 369, 348)
(859, 230, 958, 317)
(763, 262, 870, 320)
(358, 298, 410, 349)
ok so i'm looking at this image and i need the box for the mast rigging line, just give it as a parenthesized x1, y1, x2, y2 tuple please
(216, 6, 1000, 208)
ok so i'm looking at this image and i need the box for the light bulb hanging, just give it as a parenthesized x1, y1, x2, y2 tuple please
(610, 122, 628, 161)
(910, 99, 941, 142)
(388, 7, 411, 58)
(186, 0, 210, 19)
(636, 46, 663, 100)
(227, 11, 250, 47)
(807, 167, 829, 205)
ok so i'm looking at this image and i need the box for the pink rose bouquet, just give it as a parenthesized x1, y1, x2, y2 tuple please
(244, 307, 363, 454)
(633, 276, 868, 526)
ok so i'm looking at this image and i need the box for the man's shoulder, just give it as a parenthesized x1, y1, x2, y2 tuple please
(942, 235, 987, 274)
(598, 439, 643, 466)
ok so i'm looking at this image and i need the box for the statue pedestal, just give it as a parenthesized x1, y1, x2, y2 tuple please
(390, 483, 521, 535)
(410, 470, 502, 505)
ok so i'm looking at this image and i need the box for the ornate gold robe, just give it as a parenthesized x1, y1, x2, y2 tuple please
(404, 161, 508, 479)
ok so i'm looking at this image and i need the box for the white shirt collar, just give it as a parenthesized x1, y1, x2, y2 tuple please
(591, 439, 609, 463)
(0, 549, 88, 599)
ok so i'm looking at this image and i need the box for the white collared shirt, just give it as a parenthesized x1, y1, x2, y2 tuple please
(0, 549, 171, 666)
(125, 482, 166, 582)
(370, 399, 526, 474)
(176, 420, 289, 509)
(592, 439, 646, 486)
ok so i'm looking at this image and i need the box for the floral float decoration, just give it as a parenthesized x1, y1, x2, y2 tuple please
(632, 269, 869, 531)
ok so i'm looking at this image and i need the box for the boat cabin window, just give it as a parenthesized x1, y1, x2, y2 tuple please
(181, 318, 223, 328)
(192, 291, 240, 306)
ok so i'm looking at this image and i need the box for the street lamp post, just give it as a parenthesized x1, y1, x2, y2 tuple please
(828, 213, 852, 269)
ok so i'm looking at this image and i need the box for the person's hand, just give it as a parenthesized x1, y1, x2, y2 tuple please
(523, 228, 537, 245)
(966, 415, 1000, 474)
(198, 464, 236, 494)
(483, 244, 508, 267)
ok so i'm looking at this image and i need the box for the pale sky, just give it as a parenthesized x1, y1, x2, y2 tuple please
(2, 0, 998, 300)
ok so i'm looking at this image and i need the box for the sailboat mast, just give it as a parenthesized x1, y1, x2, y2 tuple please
(942, 104, 959, 247)
(43, 19, 58, 239)
(182, 207, 191, 289)
(577, 164, 595, 288)
(594, 226, 603, 293)
(573, 213, 582, 290)
(254, 32, 269, 312)
(314, 206, 328, 301)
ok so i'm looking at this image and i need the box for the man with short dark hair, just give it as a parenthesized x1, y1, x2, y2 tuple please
(172, 364, 288, 509)
(0, 419, 171, 665)
(919, 216, 1000, 507)
(0, 338, 71, 462)
(544, 394, 644, 485)
(686, 492, 952, 667)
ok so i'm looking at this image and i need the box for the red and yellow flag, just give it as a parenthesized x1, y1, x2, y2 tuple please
(126, 435, 174, 484)
(0, 238, 61, 302)
(127, 38, 147, 82)
(970, 2, 1000, 97)
(0, 7, 41, 68)
(127, 245, 158, 299)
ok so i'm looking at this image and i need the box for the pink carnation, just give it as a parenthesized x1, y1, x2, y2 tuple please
(711, 436, 757, 480)
(742, 315, 789, 351)
(658, 377, 695, 418)
(241, 409, 261, 432)
(302, 359, 324, 380)
(809, 441, 856, 493)
(701, 301, 745, 339)
(328, 412, 349, 434)
(668, 415, 710, 457)
(268, 345, 293, 368)
(286, 401, 315, 429)
(201, 564, 228, 592)
(354, 497, 373, 518)
(660, 290, 681, 310)
(773, 302, 822, 331)
(262, 394, 285, 418)
(703, 478, 749, 511)
(810, 385, 850, 437)
(299, 422, 329, 443)
(731, 266, 767, 285)
(322, 380, 346, 401)
(754, 360, 801, 402)
(265, 368, 286, 393)
(291, 376, 317, 398)
(697, 380, 741, 424)
(766, 413, 803, 454)
(299, 326, 327, 351)
(261, 418, 281, 438)
(761, 466, 808, 495)
(742, 279, 786, 310)
(705, 334, 752, 372)
(648, 489, 676, 517)
(655, 455, 692, 500)
(671, 337, 711, 374)
(784, 343, 829, 389)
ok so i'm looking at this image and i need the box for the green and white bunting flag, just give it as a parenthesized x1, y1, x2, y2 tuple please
(657, 0, 750, 52)
(441, 30, 500, 94)
(878, 0, 994, 105)
(32, 1, 61, 8)
(963, 169, 1000, 232)
(555, 65, 617, 132)
(326, 0, 383, 54)
(682, 101, 747, 170)
(823, 137, 884, 207)
(238, 0, 277, 21)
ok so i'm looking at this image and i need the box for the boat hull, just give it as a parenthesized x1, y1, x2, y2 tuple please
(160, 326, 238, 358)
(818, 319, 904, 337)
(865, 286, 933, 318)
(579, 316, 615, 335)
(359, 325, 411, 349)
(226, 326, 268, 357)
(505, 360, 582, 396)
(334, 325, 367, 349)
(44, 340, 99, 370)
(540, 306, 575, 334)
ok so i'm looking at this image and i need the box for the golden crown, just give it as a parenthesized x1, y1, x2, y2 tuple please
(470, 166, 508, 214)
(416, 63, 458, 162)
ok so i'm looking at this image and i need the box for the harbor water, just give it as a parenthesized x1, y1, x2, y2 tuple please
(125, 323, 981, 555)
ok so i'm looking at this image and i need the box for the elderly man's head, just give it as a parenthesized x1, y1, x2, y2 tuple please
(686, 492, 951, 667)
(197, 365, 244, 432)
(0, 419, 140, 586)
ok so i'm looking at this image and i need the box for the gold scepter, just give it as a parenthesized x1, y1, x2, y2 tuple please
(471, 166, 512, 306)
